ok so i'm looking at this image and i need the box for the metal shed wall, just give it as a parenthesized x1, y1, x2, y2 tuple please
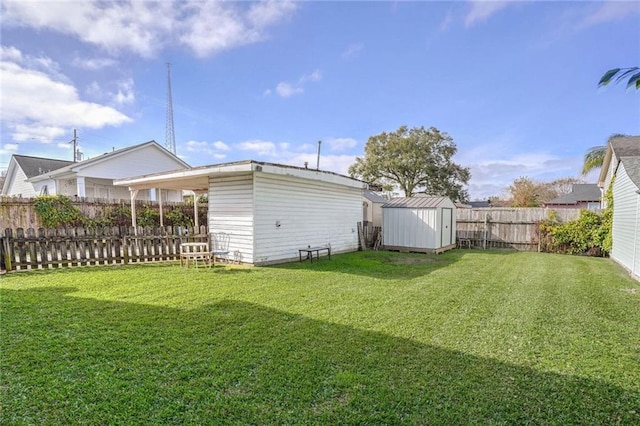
(382, 196, 456, 253)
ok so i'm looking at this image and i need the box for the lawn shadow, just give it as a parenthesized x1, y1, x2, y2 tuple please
(2, 287, 638, 424)
(268, 250, 468, 280)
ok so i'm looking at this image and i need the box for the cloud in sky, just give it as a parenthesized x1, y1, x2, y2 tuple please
(72, 56, 118, 70)
(184, 140, 230, 160)
(341, 42, 364, 59)
(464, 1, 512, 27)
(0, 46, 131, 142)
(2, 0, 297, 58)
(270, 69, 323, 98)
(577, 0, 640, 29)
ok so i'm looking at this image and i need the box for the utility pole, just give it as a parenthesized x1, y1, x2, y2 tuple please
(69, 129, 79, 162)
(165, 62, 176, 154)
(316, 140, 322, 170)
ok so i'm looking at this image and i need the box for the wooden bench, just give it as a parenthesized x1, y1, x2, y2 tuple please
(299, 246, 331, 263)
(180, 242, 211, 269)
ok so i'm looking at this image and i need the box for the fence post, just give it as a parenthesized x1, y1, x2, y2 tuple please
(2, 228, 13, 271)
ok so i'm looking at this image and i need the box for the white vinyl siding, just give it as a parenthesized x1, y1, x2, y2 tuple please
(611, 163, 640, 279)
(209, 174, 255, 264)
(252, 172, 361, 265)
(5, 166, 36, 197)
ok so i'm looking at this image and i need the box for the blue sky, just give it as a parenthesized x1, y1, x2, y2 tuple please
(1, 0, 638, 200)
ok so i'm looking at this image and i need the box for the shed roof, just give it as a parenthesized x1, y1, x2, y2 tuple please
(620, 156, 640, 189)
(382, 195, 450, 209)
(12, 155, 73, 178)
(546, 184, 600, 205)
(363, 189, 387, 203)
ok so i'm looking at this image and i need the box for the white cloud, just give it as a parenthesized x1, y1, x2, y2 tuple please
(184, 140, 229, 160)
(341, 42, 364, 59)
(578, 1, 640, 29)
(325, 137, 359, 153)
(459, 147, 583, 200)
(233, 138, 357, 176)
(237, 140, 278, 156)
(0, 143, 19, 156)
(275, 82, 303, 98)
(113, 78, 135, 105)
(440, 10, 454, 32)
(72, 57, 118, 70)
(2, 1, 297, 59)
(465, 1, 512, 27)
(0, 46, 131, 142)
(271, 69, 322, 98)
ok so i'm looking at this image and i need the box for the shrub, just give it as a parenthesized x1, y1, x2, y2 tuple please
(34, 195, 86, 228)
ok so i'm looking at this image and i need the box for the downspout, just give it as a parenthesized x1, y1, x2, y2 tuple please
(158, 188, 163, 227)
(130, 189, 139, 235)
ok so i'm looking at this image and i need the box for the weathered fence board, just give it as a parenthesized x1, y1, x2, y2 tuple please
(0, 226, 208, 272)
(456, 208, 584, 251)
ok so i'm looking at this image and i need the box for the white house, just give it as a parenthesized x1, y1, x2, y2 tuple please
(115, 160, 367, 265)
(3, 141, 189, 201)
(598, 135, 640, 280)
(382, 194, 456, 253)
(1, 155, 73, 197)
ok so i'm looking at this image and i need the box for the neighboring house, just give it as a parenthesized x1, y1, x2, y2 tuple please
(382, 195, 456, 253)
(598, 135, 640, 280)
(363, 189, 387, 228)
(3, 141, 189, 201)
(115, 160, 367, 266)
(1, 155, 73, 197)
(543, 184, 601, 210)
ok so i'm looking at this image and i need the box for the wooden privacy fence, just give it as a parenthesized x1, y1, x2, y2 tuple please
(456, 208, 584, 251)
(1, 226, 208, 272)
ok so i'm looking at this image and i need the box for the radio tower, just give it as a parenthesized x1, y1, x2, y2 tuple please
(165, 62, 176, 154)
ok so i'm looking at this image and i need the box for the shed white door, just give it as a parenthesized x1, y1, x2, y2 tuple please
(441, 208, 453, 246)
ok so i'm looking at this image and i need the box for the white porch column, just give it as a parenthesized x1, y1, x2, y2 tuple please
(130, 188, 139, 235)
(76, 176, 86, 197)
(193, 192, 199, 230)
(158, 188, 164, 227)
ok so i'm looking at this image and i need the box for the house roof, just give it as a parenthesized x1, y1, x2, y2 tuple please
(29, 140, 189, 182)
(546, 183, 601, 205)
(598, 136, 640, 187)
(363, 189, 387, 204)
(12, 155, 73, 178)
(115, 160, 367, 192)
(382, 195, 450, 209)
(620, 156, 640, 189)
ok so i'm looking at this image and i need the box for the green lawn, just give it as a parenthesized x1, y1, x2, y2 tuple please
(1, 250, 639, 424)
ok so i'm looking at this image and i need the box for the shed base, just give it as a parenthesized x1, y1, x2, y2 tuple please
(383, 244, 456, 254)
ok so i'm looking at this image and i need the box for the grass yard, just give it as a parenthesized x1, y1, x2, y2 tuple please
(1, 250, 639, 424)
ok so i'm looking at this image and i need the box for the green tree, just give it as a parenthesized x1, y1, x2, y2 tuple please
(581, 133, 629, 176)
(599, 67, 640, 90)
(348, 125, 470, 201)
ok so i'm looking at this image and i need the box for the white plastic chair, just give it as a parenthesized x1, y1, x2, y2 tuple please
(210, 232, 230, 264)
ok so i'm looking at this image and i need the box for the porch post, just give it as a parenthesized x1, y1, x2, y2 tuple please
(193, 192, 199, 230)
(76, 176, 86, 197)
(158, 188, 164, 227)
(130, 189, 139, 235)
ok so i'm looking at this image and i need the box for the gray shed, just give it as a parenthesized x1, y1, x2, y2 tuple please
(382, 195, 456, 253)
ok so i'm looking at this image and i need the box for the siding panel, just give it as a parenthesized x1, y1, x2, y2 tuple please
(209, 174, 255, 264)
(253, 173, 361, 264)
(611, 163, 640, 279)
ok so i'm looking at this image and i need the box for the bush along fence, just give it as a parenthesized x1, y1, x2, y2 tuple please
(1, 226, 208, 273)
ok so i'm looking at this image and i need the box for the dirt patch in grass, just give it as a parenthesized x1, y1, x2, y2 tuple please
(380, 256, 445, 266)
(621, 288, 639, 295)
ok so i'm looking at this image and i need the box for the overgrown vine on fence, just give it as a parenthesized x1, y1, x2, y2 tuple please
(34, 195, 86, 228)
